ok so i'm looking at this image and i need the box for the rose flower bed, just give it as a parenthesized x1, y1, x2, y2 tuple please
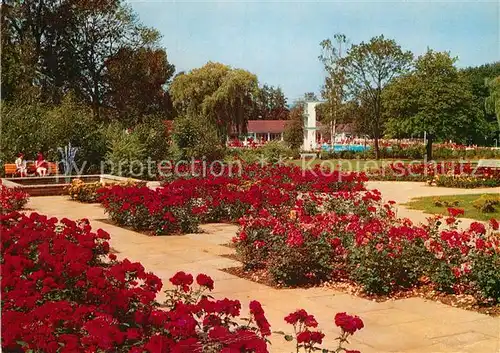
(1, 211, 365, 353)
(98, 163, 367, 235)
(0, 183, 29, 214)
(234, 196, 500, 304)
(369, 162, 500, 188)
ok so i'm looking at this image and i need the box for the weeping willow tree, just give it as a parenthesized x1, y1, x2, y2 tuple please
(170, 62, 258, 142)
(485, 76, 500, 132)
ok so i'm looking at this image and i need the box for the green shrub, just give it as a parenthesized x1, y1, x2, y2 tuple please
(171, 114, 225, 161)
(268, 232, 335, 286)
(236, 225, 274, 270)
(260, 141, 292, 163)
(0, 95, 107, 172)
(348, 237, 428, 295)
(471, 251, 500, 302)
(105, 129, 146, 177)
(472, 194, 500, 213)
(133, 116, 171, 161)
(427, 261, 459, 293)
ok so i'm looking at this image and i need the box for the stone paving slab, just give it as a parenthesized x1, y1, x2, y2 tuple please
(25, 194, 500, 352)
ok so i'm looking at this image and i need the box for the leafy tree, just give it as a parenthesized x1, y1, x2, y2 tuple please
(254, 84, 289, 120)
(169, 62, 230, 115)
(0, 94, 107, 169)
(485, 76, 500, 133)
(319, 33, 349, 141)
(105, 130, 147, 177)
(171, 114, 224, 161)
(303, 92, 318, 101)
(383, 50, 487, 159)
(169, 62, 258, 140)
(104, 47, 175, 124)
(340, 35, 413, 159)
(462, 62, 500, 143)
(284, 106, 304, 150)
(1, 0, 168, 120)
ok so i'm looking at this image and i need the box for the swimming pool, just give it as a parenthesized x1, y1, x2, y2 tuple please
(321, 144, 371, 152)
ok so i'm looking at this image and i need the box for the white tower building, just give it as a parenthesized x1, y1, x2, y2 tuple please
(303, 101, 321, 151)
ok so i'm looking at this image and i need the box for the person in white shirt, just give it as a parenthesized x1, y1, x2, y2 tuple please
(15, 153, 27, 177)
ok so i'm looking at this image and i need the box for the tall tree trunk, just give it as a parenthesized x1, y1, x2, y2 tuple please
(92, 74, 101, 120)
(332, 119, 336, 144)
(426, 133, 433, 161)
(373, 100, 381, 160)
(374, 134, 380, 160)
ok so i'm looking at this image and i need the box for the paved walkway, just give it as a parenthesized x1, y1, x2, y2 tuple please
(367, 181, 500, 228)
(26, 189, 500, 353)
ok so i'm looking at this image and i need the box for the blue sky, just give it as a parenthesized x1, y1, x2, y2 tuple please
(131, 1, 499, 101)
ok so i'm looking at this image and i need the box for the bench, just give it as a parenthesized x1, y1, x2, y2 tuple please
(4, 164, 18, 177)
(4, 162, 60, 177)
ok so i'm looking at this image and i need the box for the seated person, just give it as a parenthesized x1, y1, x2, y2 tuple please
(15, 153, 27, 177)
(35, 152, 48, 177)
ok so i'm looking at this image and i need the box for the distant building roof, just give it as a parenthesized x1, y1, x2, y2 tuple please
(247, 120, 288, 134)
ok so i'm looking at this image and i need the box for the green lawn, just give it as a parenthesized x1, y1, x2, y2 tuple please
(404, 194, 500, 222)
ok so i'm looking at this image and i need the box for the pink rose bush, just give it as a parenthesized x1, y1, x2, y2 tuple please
(1, 211, 364, 353)
(235, 199, 500, 301)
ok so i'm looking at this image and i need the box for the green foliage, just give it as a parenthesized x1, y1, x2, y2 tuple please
(472, 194, 500, 213)
(254, 84, 289, 120)
(105, 48, 175, 123)
(433, 175, 500, 189)
(461, 62, 500, 140)
(319, 33, 349, 128)
(268, 233, 334, 286)
(428, 261, 458, 293)
(1, 0, 173, 121)
(348, 238, 428, 295)
(485, 76, 500, 131)
(284, 106, 304, 150)
(260, 141, 292, 163)
(471, 251, 500, 302)
(236, 226, 274, 270)
(133, 117, 171, 161)
(0, 95, 107, 171)
(383, 50, 489, 146)
(105, 130, 147, 177)
(340, 35, 414, 158)
(171, 114, 225, 161)
(170, 62, 258, 140)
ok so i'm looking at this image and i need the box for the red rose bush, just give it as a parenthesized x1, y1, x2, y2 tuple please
(1, 211, 364, 353)
(0, 184, 29, 213)
(98, 163, 367, 235)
